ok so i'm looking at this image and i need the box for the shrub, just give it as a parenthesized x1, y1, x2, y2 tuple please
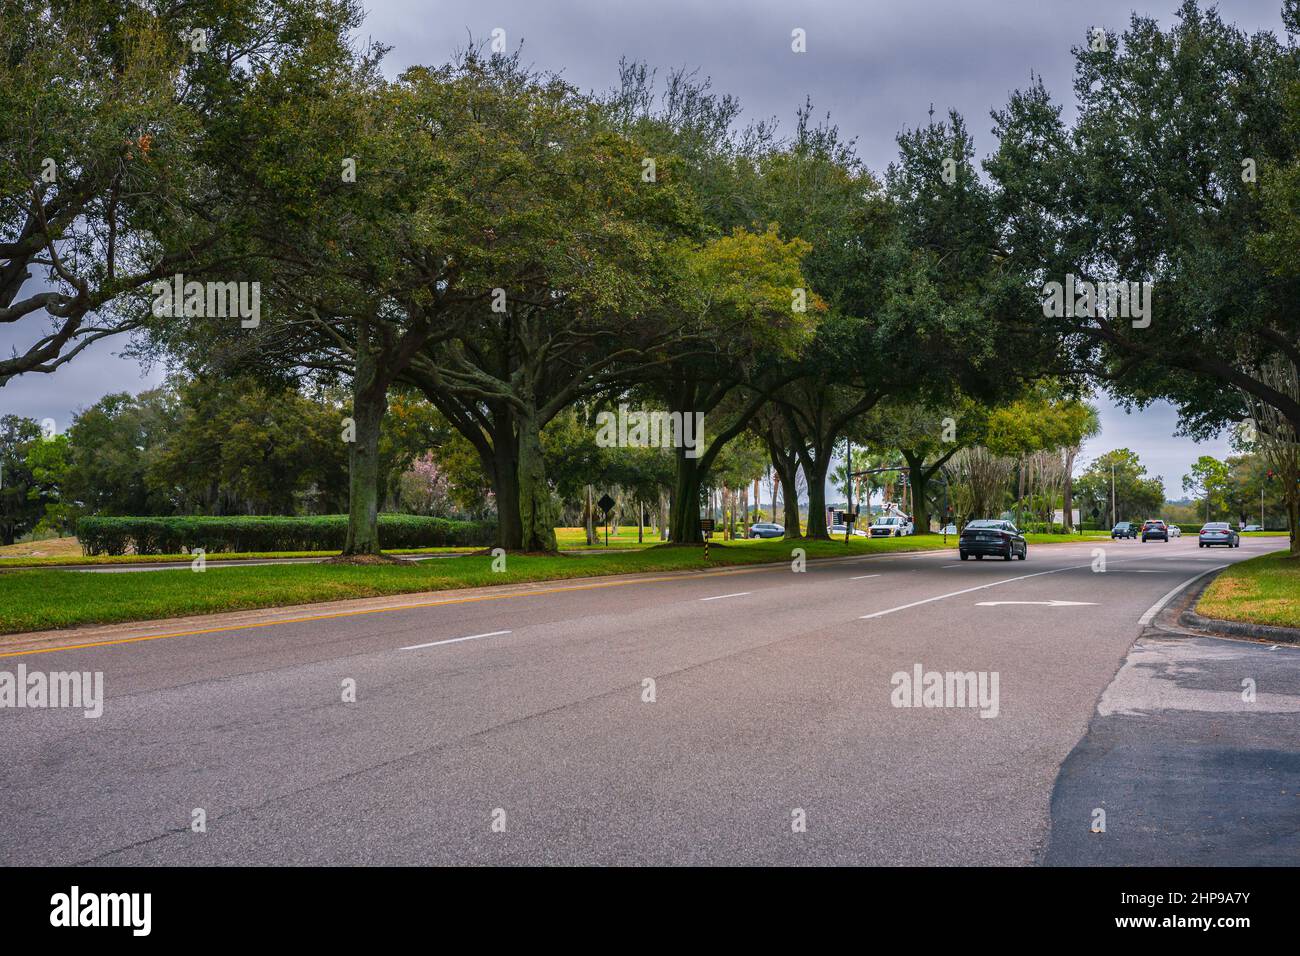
(76, 514, 495, 555)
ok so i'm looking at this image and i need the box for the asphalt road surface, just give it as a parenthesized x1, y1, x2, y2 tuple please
(1, 535, 1294, 865)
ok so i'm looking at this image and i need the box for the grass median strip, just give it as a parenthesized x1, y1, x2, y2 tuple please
(1196, 551, 1300, 629)
(0, 533, 1096, 636)
(0, 526, 662, 568)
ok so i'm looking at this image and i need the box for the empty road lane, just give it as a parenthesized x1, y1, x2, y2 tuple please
(0, 537, 1286, 865)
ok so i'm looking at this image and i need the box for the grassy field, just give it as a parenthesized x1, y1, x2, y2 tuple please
(1197, 551, 1300, 629)
(0, 532, 1093, 635)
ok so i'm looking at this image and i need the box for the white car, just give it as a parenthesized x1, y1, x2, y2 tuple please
(830, 524, 868, 537)
(1168, 525, 1182, 538)
(869, 515, 913, 538)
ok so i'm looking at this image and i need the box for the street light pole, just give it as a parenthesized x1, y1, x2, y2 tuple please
(845, 438, 853, 544)
(1111, 461, 1116, 526)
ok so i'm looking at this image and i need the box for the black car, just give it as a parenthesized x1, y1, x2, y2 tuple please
(1140, 519, 1168, 542)
(1111, 522, 1137, 539)
(959, 520, 1027, 561)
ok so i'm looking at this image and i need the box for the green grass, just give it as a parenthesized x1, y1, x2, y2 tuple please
(0, 526, 658, 568)
(0, 532, 1098, 635)
(1197, 551, 1300, 629)
(0, 547, 481, 568)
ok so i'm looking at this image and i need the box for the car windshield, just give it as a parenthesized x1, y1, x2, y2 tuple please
(1114, 523, 1130, 528)
(876, 517, 898, 525)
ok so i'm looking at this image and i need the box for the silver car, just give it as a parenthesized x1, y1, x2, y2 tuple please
(1198, 522, 1240, 548)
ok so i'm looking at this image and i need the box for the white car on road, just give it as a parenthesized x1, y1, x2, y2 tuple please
(869, 515, 913, 538)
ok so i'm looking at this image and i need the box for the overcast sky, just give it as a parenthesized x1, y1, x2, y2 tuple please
(3, 0, 1289, 496)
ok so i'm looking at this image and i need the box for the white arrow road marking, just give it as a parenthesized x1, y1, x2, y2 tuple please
(402, 630, 511, 651)
(699, 591, 751, 602)
(860, 564, 1093, 620)
(975, 600, 1097, 607)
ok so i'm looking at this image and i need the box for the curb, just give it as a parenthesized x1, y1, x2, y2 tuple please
(1172, 568, 1300, 645)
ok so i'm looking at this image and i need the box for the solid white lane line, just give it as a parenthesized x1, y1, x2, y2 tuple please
(941, 564, 963, 568)
(848, 573, 881, 580)
(699, 592, 751, 602)
(860, 564, 1091, 620)
(1137, 566, 1228, 628)
(401, 630, 512, 651)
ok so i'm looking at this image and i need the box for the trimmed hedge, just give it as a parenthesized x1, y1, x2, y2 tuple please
(76, 514, 495, 556)
(1019, 522, 1075, 534)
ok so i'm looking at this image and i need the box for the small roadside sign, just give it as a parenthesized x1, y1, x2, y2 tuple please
(597, 493, 616, 547)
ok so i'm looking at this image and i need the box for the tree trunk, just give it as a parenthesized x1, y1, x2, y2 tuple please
(1288, 497, 1299, 557)
(803, 448, 831, 539)
(767, 441, 802, 538)
(343, 352, 388, 556)
(1285, 474, 1300, 557)
(455, 403, 522, 550)
(1063, 449, 1076, 532)
(902, 450, 930, 533)
(668, 450, 704, 544)
(515, 403, 558, 553)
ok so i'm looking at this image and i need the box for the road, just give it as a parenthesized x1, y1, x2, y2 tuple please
(1, 535, 1294, 865)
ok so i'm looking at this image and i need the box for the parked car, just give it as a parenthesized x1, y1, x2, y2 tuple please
(1242, 524, 1263, 533)
(959, 519, 1027, 561)
(830, 524, 868, 537)
(1199, 522, 1240, 548)
(1140, 519, 1168, 542)
(748, 522, 785, 539)
(940, 523, 957, 535)
(1111, 522, 1137, 539)
(1168, 525, 1182, 538)
(868, 515, 913, 537)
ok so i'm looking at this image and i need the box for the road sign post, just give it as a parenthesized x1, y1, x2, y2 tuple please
(597, 493, 616, 547)
(836, 510, 857, 543)
(700, 517, 715, 560)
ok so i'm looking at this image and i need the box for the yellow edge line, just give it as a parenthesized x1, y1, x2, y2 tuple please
(0, 559, 852, 659)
